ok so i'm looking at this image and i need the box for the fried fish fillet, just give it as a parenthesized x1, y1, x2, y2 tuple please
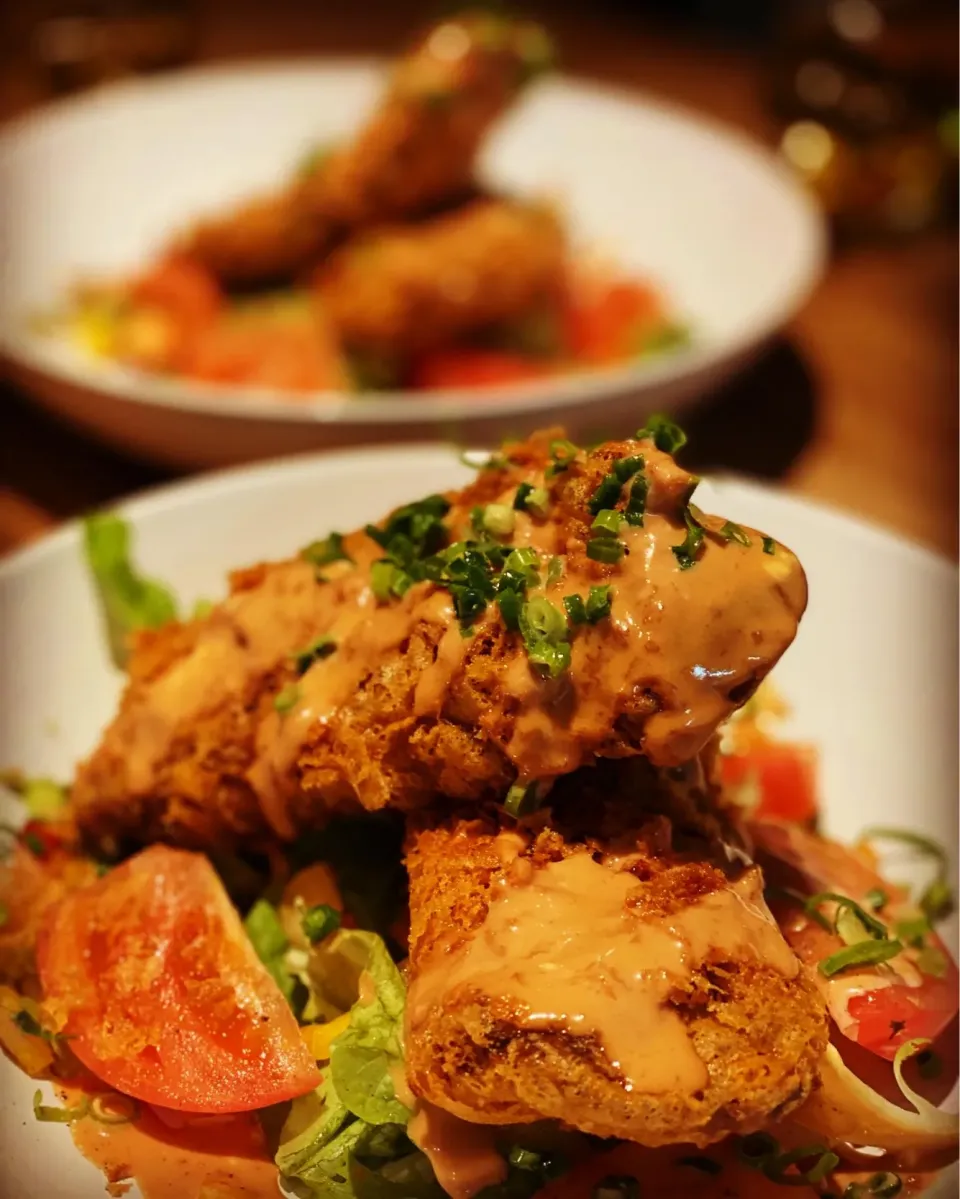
(71, 430, 806, 853)
(316, 200, 565, 358)
(177, 13, 552, 288)
(403, 759, 829, 1147)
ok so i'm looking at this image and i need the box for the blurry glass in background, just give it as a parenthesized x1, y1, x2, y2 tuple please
(771, 0, 957, 238)
(27, 0, 196, 94)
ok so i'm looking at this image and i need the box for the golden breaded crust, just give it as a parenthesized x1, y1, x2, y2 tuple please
(403, 772, 828, 1146)
(317, 200, 565, 357)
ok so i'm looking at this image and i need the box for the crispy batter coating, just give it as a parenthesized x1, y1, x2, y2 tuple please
(403, 761, 829, 1146)
(177, 190, 328, 289)
(301, 13, 553, 228)
(71, 431, 806, 854)
(316, 200, 565, 357)
(175, 14, 552, 289)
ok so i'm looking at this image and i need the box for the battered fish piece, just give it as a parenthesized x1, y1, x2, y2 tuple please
(403, 761, 829, 1146)
(177, 13, 552, 288)
(317, 200, 565, 358)
(71, 429, 806, 853)
(300, 12, 554, 228)
(178, 189, 328, 289)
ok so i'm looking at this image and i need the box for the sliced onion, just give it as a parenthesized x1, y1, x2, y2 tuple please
(794, 1044, 958, 1171)
(90, 1092, 140, 1125)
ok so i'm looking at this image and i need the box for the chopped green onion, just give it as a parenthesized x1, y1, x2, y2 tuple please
(526, 639, 571, 678)
(545, 438, 578, 477)
(586, 537, 625, 564)
(507, 1146, 543, 1172)
(191, 598, 214, 619)
(894, 915, 931, 947)
(371, 560, 413, 601)
(482, 504, 515, 538)
(291, 636, 336, 675)
(819, 938, 903, 977)
(678, 1156, 722, 1175)
(860, 828, 954, 923)
(592, 1176, 639, 1199)
(21, 778, 68, 821)
(301, 903, 342, 944)
(636, 414, 687, 454)
(865, 887, 889, 912)
(719, 520, 752, 547)
(519, 596, 567, 644)
(504, 546, 539, 575)
(244, 899, 288, 962)
(504, 781, 542, 819)
(613, 455, 645, 483)
(624, 472, 648, 526)
(591, 509, 623, 535)
(14, 1010, 61, 1043)
(672, 507, 705, 570)
(274, 684, 300, 715)
(513, 482, 534, 510)
(546, 556, 563, 587)
(459, 449, 509, 472)
(763, 1145, 839, 1185)
(588, 474, 623, 515)
(843, 1172, 903, 1198)
(300, 531, 352, 569)
(762, 536, 776, 555)
(563, 594, 587, 625)
(33, 1090, 89, 1124)
(805, 892, 889, 942)
(497, 587, 523, 631)
(90, 1092, 140, 1125)
(523, 486, 551, 518)
(585, 584, 613, 623)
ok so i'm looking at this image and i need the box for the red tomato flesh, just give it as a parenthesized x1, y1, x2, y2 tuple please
(721, 742, 819, 824)
(38, 845, 320, 1113)
(561, 278, 663, 364)
(410, 349, 551, 390)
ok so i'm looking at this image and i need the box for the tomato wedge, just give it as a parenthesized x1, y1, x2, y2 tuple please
(410, 349, 551, 390)
(38, 846, 321, 1113)
(751, 819, 959, 1061)
(561, 278, 663, 365)
(721, 742, 819, 824)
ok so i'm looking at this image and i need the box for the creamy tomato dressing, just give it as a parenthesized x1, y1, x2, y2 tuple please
(408, 1101, 507, 1199)
(61, 1086, 276, 1198)
(408, 853, 798, 1098)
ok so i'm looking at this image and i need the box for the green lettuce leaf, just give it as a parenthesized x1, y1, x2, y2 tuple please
(325, 930, 410, 1126)
(82, 513, 178, 667)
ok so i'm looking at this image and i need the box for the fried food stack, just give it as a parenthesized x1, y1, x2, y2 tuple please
(69, 428, 828, 1149)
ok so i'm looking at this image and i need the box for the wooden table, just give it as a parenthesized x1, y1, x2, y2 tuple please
(2, 1, 957, 557)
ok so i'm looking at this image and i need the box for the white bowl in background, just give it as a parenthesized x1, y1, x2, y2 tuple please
(0, 63, 825, 467)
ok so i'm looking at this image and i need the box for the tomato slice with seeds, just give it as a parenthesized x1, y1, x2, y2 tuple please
(38, 845, 321, 1113)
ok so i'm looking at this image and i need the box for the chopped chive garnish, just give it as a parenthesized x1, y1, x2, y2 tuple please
(563, 594, 587, 625)
(546, 556, 563, 587)
(636, 414, 687, 454)
(291, 635, 336, 674)
(805, 892, 889, 942)
(274, 684, 300, 715)
(497, 587, 523, 631)
(843, 1172, 903, 1198)
(14, 1010, 61, 1043)
(762, 536, 776, 555)
(719, 520, 752, 547)
(672, 507, 705, 570)
(819, 938, 903, 977)
(481, 503, 515, 538)
(513, 482, 534, 510)
(588, 474, 623, 515)
(33, 1090, 89, 1124)
(371, 560, 413, 601)
(507, 1146, 543, 1172)
(301, 903, 342, 944)
(524, 486, 550, 517)
(545, 438, 578, 478)
(613, 454, 645, 483)
(300, 531, 352, 569)
(585, 584, 613, 623)
(504, 781, 542, 819)
(591, 509, 623, 535)
(519, 597, 570, 678)
(586, 537, 624, 564)
(860, 827, 954, 923)
(624, 471, 648, 526)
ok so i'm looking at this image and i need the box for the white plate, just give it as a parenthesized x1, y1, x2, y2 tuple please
(0, 62, 825, 468)
(0, 448, 956, 1197)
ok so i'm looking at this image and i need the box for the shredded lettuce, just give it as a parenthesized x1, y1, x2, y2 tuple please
(83, 513, 178, 667)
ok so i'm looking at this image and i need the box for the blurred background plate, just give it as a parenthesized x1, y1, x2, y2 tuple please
(0, 62, 826, 468)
